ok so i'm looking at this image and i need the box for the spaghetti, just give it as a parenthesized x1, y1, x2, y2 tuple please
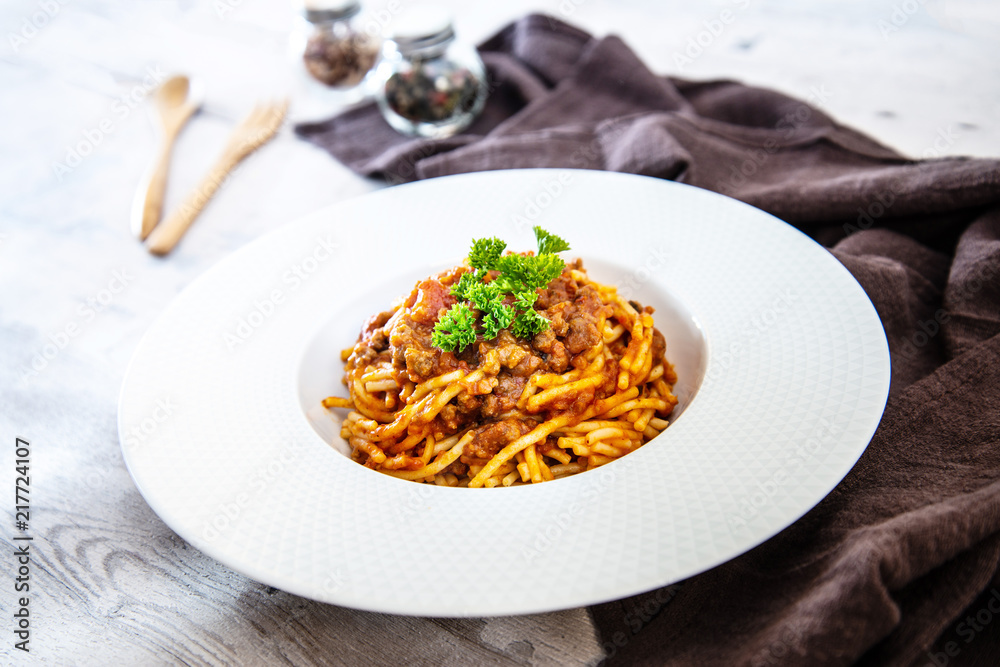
(323, 258, 678, 487)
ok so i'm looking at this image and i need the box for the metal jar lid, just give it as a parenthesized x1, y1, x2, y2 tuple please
(386, 6, 455, 54)
(303, 0, 361, 24)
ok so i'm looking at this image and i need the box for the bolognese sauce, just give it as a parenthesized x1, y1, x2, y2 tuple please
(324, 257, 678, 488)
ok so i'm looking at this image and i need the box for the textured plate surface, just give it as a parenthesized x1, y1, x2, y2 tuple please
(118, 169, 890, 617)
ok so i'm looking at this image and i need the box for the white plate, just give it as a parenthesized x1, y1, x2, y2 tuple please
(119, 169, 890, 617)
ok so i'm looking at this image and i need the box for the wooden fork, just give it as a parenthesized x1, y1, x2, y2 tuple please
(146, 99, 288, 256)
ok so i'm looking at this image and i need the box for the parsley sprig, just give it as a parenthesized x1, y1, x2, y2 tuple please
(432, 226, 571, 352)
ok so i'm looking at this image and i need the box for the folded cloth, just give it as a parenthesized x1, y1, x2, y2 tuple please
(297, 15, 1000, 667)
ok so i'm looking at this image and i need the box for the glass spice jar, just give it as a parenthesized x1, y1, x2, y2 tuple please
(373, 7, 488, 139)
(299, 0, 380, 90)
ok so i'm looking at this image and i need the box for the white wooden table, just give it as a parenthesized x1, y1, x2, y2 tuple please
(2, 1, 998, 664)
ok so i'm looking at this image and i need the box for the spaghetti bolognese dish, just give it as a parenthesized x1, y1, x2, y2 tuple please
(322, 227, 677, 487)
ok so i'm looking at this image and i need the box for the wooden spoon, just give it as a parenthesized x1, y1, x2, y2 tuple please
(130, 75, 202, 240)
(145, 99, 288, 256)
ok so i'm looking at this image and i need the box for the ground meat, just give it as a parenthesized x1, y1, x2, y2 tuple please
(368, 329, 388, 352)
(532, 329, 557, 353)
(404, 346, 436, 378)
(407, 279, 456, 325)
(546, 341, 569, 372)
(359, 310, 392, 342)
(543, 302, 571, 337)
(564, 286, 606, 354)
(496, 342, 528, 370)
(464, 419, 535, 461)
(437, 404, 461, 431)
(382, 285, 462, 382)
(529, 330, 569, 372)
(456, 391, 481, 412)
(346, 261, 668, 463)
(535, 272, 576, 310)
(443, 461, 469, 476)
(350, 344, 378, 371)
(565, 317, 598, 355)
(509, 352, 543, 377)
(481, 373, 526, 418)
(651, 328, 666, 365)
(575, 284, 602, 311)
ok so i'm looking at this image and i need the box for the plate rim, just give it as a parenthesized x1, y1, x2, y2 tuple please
(118, 168, 890, 616)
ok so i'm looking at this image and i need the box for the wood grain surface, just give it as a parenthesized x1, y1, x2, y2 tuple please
(1, 360, 602, 665)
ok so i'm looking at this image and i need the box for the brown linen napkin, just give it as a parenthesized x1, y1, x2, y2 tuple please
(296, 14, 1000, 667)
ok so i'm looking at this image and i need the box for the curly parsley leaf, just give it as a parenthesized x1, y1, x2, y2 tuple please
(512, 307, 550, 339)
(468, 237, 506, 271)
(513, 290, 538, 311)
(432, 302, 478, 352)
(464, 280, 502, 311)
(482, 303, 516, 339)
(433, 227, 570, 351)
(511, 291, 548, 337)
(534, 226, 571, 256)
(450, 269, 481, 301)
(493, 254, 565, 295)
(526, 254, 566, 289)
(464, 281, 514, 340)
